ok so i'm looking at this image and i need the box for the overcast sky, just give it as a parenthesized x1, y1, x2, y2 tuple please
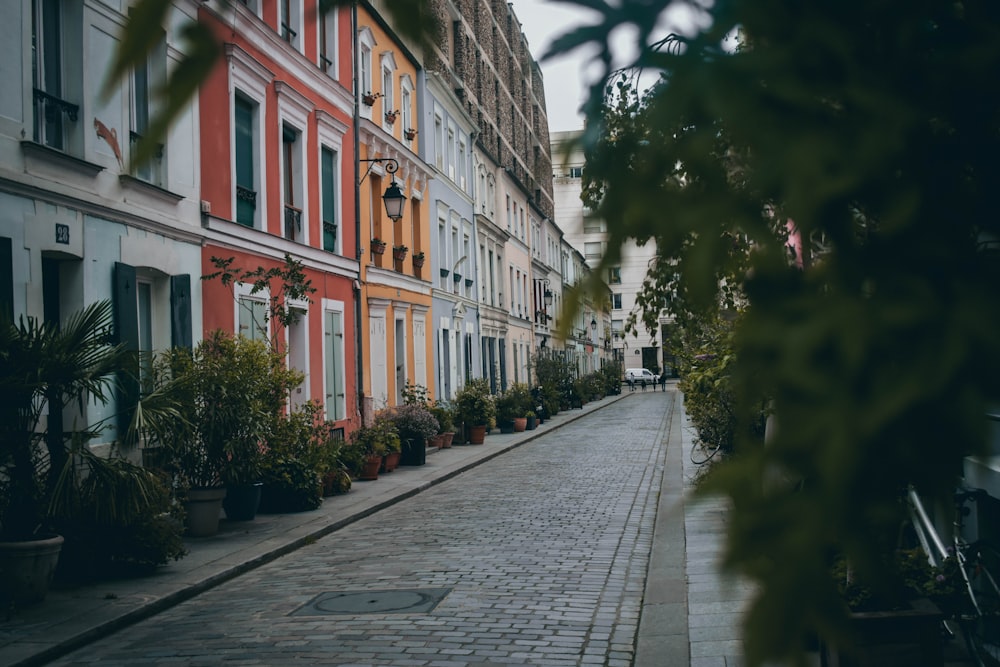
(508, 1, 709, 133)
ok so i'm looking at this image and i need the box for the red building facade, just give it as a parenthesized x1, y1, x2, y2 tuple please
(197, 0, 358, 432)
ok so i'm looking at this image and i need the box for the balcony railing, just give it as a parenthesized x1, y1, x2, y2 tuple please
(33, 88, 79, 150)
(281, 23, 297, 43)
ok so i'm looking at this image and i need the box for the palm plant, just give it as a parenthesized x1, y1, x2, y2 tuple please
(0, 301, 130, 540)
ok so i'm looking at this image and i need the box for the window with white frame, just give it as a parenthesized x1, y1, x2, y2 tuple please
(612, 293, 622, 309)
(438, 216, 448, 289)
(279, 0, 302, 49)
(380, 52, 396, 128)
(317, 110, 347, 253)
(236, 283, 270, 341)
(446, 124, 456, 180)
(238, 0, 261, 15)
(357, 27, 375, 117)
(458, 134, 467, 190)
(131, 33, 166, 185)
(400, 75, 413, 135)
(32, 0, 82, 152)
(229, 45, 272, 230)
(318, 6, 336, 73)
(583, 217, 607, 233)
(434, 114, 444, 169)
(323, 302, 346, 421)
(584, 241, 603, 260)
(277, 81, 311, 244)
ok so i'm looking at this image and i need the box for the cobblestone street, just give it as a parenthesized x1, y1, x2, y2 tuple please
(53, 393, 677, 666)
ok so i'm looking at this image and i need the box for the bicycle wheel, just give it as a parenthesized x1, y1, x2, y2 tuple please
(963, 542, 1000, 667)
(690, 440, 722, 465)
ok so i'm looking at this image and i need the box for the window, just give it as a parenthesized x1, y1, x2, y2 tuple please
(360, 46, 372, 95)
(282, 124, 303, 241)
(505, 195, 511, 232)
(234, 95, 257, 227)
(612, 293, 622, 309)
(239, 295, 269, 341)
(458, 135, 467, 190)
(279, 0, 301, 48)
(569, 166, 583, 178)
(446, 124, 456, 180)
(583, 218, 607, 234)
(608, 266, 621, 284)
(612, 319, 624, 333)
(318, 8, 336, 72)
(584, 242, 603, 260)
(400, 75, 413, 135)
(32, 0, 80, 151)
(434, 115, 444, 169)
(357, 27, 375, 117)
(324, 307, 346, 420)
(380, 52, 396, 129)
(131, 36, 165, 185)
(321, 146, 338, 252)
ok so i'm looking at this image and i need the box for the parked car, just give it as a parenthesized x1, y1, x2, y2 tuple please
(625, 368, 658, 384)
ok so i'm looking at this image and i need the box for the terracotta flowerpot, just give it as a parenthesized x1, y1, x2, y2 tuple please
(185, 487, 227, 537)
(371, 241, 386, 255)
(383, 450, 401, 472)
(359, 455, 381, 480)
(0, 534, 64, 606)
(441, 432, 455, 448)
(468, 424, 487, 444)
(513, 417, 527, 432)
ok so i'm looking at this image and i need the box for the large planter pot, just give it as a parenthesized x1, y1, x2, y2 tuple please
(499, 420, 515, 434)
(468, 424, 487, 444)
(359, 455, 382, 481)
(382, 450, 401, 472)
(513, 417, 527, 432)
(0, 534, 64, 606)
(185, 487, 227, 537)
(222, 482, 263, 521)
(820, 597, 943, 667)
(526, 416, 537, 430)
(441, 432, 455, 448)
(400, 438, 426, 466)
(323, 469, 352, 496)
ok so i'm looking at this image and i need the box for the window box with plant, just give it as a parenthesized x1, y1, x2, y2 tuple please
(371, 238, 386, 255)
(361, 91, 381, 107)
(404, 127, 418, 141)
(385, 110, 399, 125)
(393, 244, 408, 262)
(412, 251, 426, 269)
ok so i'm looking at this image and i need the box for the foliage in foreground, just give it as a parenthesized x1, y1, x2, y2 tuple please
(554, 1, 1000, 663)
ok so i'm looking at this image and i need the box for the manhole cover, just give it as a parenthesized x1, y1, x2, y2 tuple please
(292, 588, 451, 616)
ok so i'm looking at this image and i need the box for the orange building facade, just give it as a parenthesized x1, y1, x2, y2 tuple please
(356, 8, 435, 412)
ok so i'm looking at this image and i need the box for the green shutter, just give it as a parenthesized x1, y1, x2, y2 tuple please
(170, 274, 192, 349)
(113, 262, 139, 439)
(0, 237, 13, 322)
(321, 147, 336, 252)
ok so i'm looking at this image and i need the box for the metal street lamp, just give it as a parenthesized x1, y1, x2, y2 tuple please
(590, 317, 597, 332)
(359, 157, 407, 222)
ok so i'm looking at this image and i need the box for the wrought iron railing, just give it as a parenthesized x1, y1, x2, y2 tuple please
(33, 88, 79, 149)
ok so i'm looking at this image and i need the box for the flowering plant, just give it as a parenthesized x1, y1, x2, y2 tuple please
(390, 403, 439, 441)
(833, 547, 966, 614)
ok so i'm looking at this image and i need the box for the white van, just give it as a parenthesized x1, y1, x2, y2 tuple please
(625, 368, 658, 384)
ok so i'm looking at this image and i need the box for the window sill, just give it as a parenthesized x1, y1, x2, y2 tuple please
(21, 141, 104, 177)
(119, 174, 184, 204)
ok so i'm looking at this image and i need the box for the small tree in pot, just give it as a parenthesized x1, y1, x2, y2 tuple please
(454, 379, 495, 444)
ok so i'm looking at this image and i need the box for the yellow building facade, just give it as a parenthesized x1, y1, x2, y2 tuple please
(357, 8, 435, 413)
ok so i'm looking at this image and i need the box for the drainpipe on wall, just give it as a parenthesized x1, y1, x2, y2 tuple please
(352, 0, 365, 426)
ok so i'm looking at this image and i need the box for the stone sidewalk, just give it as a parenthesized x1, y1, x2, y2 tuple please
(0, 392, 639, 667)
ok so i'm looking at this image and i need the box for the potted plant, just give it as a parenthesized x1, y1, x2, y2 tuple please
(348, 423, 388, 480)
(430, 401, 455, 448)
(823, 548, 958, 666)
(404, 127, 418, 141)
(371, 238, 387, 255)
(361, 91, 381, 106)
(454, 379, 495, 444)
(390, 403, 438, 466)
(385, 109, 399, 125)
(505, 383, 532, 432)
(525, 410, 537, 430)
(0, 301, 130, 605)
(495, 390, 518, 433)
(393, 244, 408, 262)
(412, 251, 426, 269)
(372, 411, 402, 472)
